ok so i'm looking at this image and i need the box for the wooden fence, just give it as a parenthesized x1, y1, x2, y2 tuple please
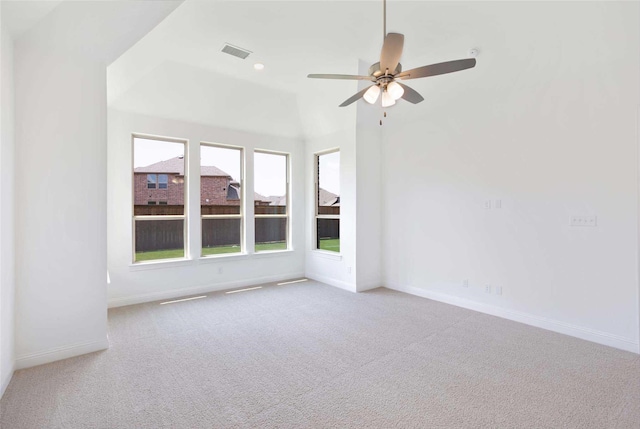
(134, 205, 339, 252)
(135, 219, 184, 252)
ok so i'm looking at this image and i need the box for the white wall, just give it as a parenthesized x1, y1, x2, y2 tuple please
(14, 42, 109, 370)
(302, 61, 384, 293)
(354, 60, 383, 292)
(12, 1, 181, 370)
(382, 2, 640, 352)
(305, 126, 358, 291)
(107, 109, 306, 306)
(0, 6, 16, 397)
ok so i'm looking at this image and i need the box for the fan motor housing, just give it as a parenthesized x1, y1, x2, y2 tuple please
(369, 62, 402, 77)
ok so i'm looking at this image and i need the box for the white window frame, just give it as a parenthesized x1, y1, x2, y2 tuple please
(254, 150, 290, 252)
(314, 148, 340, 253)
(200, 142, 244, 258)
(132, 134, 188, 264)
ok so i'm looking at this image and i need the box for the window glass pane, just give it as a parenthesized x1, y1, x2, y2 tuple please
(158, 174, 168, 189)
(254, 152, 287, 213)
(255, 218, 287, 251)
(134, 138, 185, 216)
(135, 219, 184, 262)
(201, 145, 241, 215)
(254, 152, 288, 253)
(202, 218, 241, 255)
(317, 218, 340, 253)
(317, 151, 340, 215)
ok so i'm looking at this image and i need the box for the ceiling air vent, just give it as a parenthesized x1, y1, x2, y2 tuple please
(221, 43, 252, 60)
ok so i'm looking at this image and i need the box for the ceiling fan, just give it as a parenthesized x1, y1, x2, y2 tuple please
(307, 0, 476, 108)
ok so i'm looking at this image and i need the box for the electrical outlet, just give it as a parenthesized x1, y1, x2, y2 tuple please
(495, 200, 502, 209)
(485, 285, 491, 294)
(495, 286, 502, 295)
(483, 200, 492, 209)
(463, 279, 469, 288)
(571, 216, 597, 227)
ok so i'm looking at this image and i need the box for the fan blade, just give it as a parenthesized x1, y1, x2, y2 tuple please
(396, 58, 476, 80)
(379, 33, 404, 75)
(339, 86, 374, 107)
(397, 83, 424, 104)
(308, 74, 374, 81)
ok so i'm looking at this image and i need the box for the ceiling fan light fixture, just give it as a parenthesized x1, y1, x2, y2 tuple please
(381, 90, 396, 107)
(363, 85, 381, 104)
(306, 0, 476, 108)
(387, 81, 404, 100)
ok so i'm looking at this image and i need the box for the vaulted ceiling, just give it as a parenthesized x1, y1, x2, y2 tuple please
(106, 1, 637, 140)
(107, 0, 493, 138)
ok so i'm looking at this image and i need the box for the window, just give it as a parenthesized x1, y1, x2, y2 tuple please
(201, 143, 243, 256)
(315, 150, 340, 252)
(147, 174, 168, 189)
(158, 174, 168, 189)
(133, 136, 187, 263)
(254, 151, 289, 252)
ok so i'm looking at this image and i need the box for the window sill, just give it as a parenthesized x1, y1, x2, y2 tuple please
(199, 252, 248, 262)
(251, 249, 294, 258)
(199, 249, 295, 263)
(129, 258, 192, 271)
(128, 249, 297, 270)
(310, 250, 342, 261)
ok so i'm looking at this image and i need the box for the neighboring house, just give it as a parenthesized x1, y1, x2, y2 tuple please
(134, 156, 301, 207)
(318, 188, 340, 207)
(134, 156, 237, 206)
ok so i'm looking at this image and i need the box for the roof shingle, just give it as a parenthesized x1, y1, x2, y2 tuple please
(134, 157, 231, 177)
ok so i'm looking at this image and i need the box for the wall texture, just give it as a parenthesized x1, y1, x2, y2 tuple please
(381, 2, 640, 352)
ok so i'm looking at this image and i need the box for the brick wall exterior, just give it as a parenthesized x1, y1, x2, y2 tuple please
(201, 176, 239, 206)
(134, 173, 186, 205)
(134, 173, 240, 206)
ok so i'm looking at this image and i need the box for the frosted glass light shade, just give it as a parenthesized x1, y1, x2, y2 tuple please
(387, 81, 404, 100)
(381, 90, 396, 107)
(363, 85, 381, 104)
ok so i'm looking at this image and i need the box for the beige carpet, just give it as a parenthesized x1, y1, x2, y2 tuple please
(1, 280, 639, 428)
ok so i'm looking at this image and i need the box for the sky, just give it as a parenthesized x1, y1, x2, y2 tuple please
(134, 137, 330, 197)
(319, 151, 340, 195)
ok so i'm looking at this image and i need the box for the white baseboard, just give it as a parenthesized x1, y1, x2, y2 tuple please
(15, 337, 110, 370)
(108, 272, 306, 308)
(386, 283, 640, 354)
(1, 361, 14, 399)
(306, 273, 356, 293)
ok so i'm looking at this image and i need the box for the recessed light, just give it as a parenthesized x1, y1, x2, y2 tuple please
(254, 63, 265, 71)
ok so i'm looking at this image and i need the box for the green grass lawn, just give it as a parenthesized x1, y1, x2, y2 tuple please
(135, 248, 185, 262)
(319, 238, 340, 253)
(135, 241, 289, 262)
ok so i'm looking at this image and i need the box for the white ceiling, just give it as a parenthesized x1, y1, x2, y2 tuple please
(1, 0, 63, 37)
(107, 1, 630, 139)
(108, 0, 493, 138)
